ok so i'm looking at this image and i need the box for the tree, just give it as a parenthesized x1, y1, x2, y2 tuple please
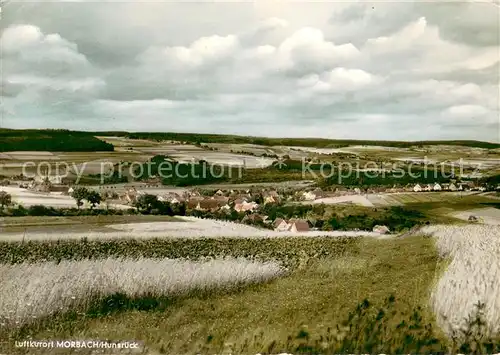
(71, 187, 89, 209)
(86, 191, 102, 209)
(134, 194, 159, 214)
(0, 191, 12, 210)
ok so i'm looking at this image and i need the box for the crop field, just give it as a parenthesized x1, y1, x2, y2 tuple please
(452, 207, 500, 225)
(365, 192, 485, 208)
(302, 195, 375, 207)
(1, 235, 451, 354)
(386, 193, 458, 204)
(0, 151, 153, 177)
(0, 257, 286, 329)
(0, 187, 130, 210)
(421, 224, 500, 337)
(1, 221, 500, 354)
(0, 217, 387, 242)
(366, 194, 404, 206)
(0, 215, 182, 234)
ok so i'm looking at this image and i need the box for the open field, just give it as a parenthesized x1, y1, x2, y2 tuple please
(0, 235, 448, 354)
(301, 195, 375, 207)
(452, 207, 500, 225)
(189, 180, 314, 190)
(0, 217, 388, 242)
(0, 215, 182, 234)
(367, 192, 474, 206)
(0, 187, 130, 209)
(300, 192, 484, 209)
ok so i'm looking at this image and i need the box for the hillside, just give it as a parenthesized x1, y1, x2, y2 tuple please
(90, 131, 500, 149)
(0, 129, 114, 152)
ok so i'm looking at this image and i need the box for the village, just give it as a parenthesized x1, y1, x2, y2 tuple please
(1, 171, 499, 234)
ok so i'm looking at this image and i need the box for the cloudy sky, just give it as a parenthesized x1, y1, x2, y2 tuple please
(1, 1, 499, 141)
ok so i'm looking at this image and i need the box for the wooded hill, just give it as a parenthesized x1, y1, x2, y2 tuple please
(0, 129, 114, 152)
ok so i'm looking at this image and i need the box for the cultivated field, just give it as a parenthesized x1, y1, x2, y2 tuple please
(0, 257, 285, 329)
(1, 235, 447, 354)
(0, 187, 130, 210)
(0, 217, 388, 242)
(302, 195, 375, 207)
(452, 207, 500, 225)
(422, 224, 500, 337)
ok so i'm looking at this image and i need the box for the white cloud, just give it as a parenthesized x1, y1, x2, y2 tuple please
(1, 3, 498, 141)
(1, 25, 89, 67)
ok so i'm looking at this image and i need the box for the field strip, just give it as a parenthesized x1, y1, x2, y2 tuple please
(451, 208, 500, 225)
(306, 195, 375, 207)
(0, 217, 389, 241)
(0, 257, 286, 329)
(422, 224, 500, 337)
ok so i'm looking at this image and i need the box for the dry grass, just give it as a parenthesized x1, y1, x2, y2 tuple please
(0, 257, 286, 330)
(3, 236, 441, 354)
(422, 224, 500, 337)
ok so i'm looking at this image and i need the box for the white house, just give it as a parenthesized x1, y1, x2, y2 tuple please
(234, 201, 259, 212)
(302, 191, 317, 201)
(273, 218, 310, 232)
(302, 188, 324, 201)
(273, 218, 290, 232)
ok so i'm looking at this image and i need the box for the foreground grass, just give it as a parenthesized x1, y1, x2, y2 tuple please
(1, 236, 448, 354)
(1, 258, 286, 331)
(424, 224, 500, 337)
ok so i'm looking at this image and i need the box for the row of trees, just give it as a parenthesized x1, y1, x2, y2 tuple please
(70, 187, 103, 209)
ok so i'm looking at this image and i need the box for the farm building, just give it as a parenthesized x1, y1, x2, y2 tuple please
(373, 225, 390, 234)
(263, 191, 281, 204)
(273, 218, 310, 232)
(193, 199, 227, 212)
(234, 201, 259, 213)
(288, 219, 310, 232)
(273, 218, 289, 232)
(302, 188, 325, 201)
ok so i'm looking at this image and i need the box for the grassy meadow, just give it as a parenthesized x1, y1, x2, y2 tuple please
(0, 235, 448, 354)
(1, 221, 500, 354)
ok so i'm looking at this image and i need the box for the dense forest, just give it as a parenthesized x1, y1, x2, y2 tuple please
(89, 131, 500, 149)
(0, 129, 114, 152)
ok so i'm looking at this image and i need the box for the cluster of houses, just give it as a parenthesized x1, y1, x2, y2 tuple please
(298, 182, 490, 201)
(412, 182, 485, 192)
(114, 187, 283, 212)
